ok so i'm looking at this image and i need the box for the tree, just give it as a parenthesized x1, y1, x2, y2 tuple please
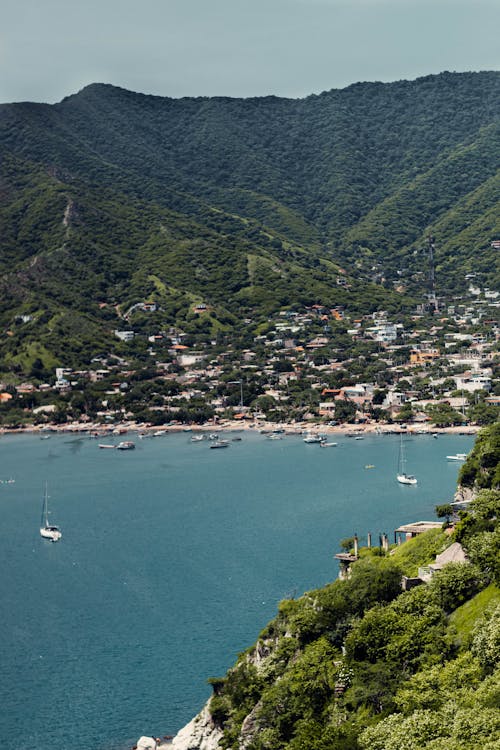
(396, 402, 414, 422)
(334, 399, 357, 423)
(468, 402, 498, 426)
(428, 563, 485, 614)
(372, 389, 387, 405)
(435, 503, 453, 524)
(471, 603, 500, 673)
(426, 402, 463, 427)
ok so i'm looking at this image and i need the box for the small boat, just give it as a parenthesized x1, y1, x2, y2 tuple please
(210, 440, 229, 449)
(231, 437, 242, 442)
(397, 434, 417, 485)
(208, 433, 219, 440)
(365, 464, 375, 469)
(446, 453, 468, 461)
(320, 441, 338, 448)
(267, 434, 282, 440)
(152, 430, 165, 437)
(40, 484, 62, 542)
(190, 435, 205, 442)
(116, 441, 135, 450)
(99, 443, 116, 449)
(354, 436, 364, 441)
(303, 434, 326, 444)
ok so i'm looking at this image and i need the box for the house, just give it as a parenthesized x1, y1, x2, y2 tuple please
(454, 370, 492, 393)
(418, 542, 469, 583)
(318, 402, 336, 416)
(410, 348, 440, 365)
(89, 370, 110, 382)
(114, 330, 135, 342)
(177, 353, 206, 367)
(306, 336, 329, 349)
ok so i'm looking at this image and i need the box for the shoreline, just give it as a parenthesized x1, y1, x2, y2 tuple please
(0, 420, 480, 437)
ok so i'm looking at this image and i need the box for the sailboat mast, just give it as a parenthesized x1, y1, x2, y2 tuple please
(398, 434, 406, 473)
(42, 483, 49, 527)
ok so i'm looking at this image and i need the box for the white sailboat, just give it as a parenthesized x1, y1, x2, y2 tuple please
(39, 484, 62, 542)
(397, 434, 417, 485)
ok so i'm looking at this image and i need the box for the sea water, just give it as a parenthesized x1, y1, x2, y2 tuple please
(0, 430, 474, 750)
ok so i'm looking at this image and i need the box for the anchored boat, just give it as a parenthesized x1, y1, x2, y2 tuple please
(397, 434, 417, 485)
(39, 484, 62, 542)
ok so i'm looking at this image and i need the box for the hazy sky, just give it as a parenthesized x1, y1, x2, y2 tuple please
(1, 0, 499, 104)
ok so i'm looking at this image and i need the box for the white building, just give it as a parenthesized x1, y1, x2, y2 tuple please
(115, 330, 135, 342)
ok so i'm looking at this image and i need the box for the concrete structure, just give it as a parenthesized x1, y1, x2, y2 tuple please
(394, 521, 443, 543)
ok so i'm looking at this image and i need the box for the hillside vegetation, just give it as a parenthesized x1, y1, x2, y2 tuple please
(0, 71, 499, 372)
(200, 426, 500, 749)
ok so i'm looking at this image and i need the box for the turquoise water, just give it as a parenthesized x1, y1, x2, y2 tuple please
(0, 430, 474, 750)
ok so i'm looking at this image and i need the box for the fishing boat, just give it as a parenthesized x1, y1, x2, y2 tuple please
(210, 440, 229, 449)
(39, 484, 62, 542)
(397, 434, 417, 485)
(303, 434, 325, 444)
(116, 440, 135, 450)
(446, 453, 468, 461)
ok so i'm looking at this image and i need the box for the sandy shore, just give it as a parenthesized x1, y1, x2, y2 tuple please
(0, 420, 480, 437)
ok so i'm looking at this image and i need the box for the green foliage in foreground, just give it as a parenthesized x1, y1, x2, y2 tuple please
(206, 439, 500, 750)
(459, 422, 500, 490)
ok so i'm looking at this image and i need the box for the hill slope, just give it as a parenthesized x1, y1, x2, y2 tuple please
(0, 71, 499, 371)
(169, 425, 500, 750)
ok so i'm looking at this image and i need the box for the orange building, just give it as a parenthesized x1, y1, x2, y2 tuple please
(410, 349, 440, 365)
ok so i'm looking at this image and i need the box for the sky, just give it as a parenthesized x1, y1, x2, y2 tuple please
(1, 0, 499, 104)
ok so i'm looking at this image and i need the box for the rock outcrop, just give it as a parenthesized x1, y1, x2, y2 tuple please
(171, 701, 223, 750)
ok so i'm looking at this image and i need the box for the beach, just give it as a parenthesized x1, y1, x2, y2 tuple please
(0, 419, 480, 438)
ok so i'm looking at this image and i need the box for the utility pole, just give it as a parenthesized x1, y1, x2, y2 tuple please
(229, 380, 244, 409)
(427, 235, 439, 314)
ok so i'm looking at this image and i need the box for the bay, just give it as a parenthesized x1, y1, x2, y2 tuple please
(0, 430, 474, 750)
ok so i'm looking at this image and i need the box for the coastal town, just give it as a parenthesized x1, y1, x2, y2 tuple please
(1, 272, 498, 433)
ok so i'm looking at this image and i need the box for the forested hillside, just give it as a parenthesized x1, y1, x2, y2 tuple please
(187, 424, 500, 750)
(0, 71, 499, 372)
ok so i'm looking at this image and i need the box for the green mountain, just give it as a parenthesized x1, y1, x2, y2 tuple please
(0, 71, 499, 372)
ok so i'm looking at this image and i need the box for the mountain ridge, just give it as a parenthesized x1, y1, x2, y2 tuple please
(0, 71, 498, 372)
